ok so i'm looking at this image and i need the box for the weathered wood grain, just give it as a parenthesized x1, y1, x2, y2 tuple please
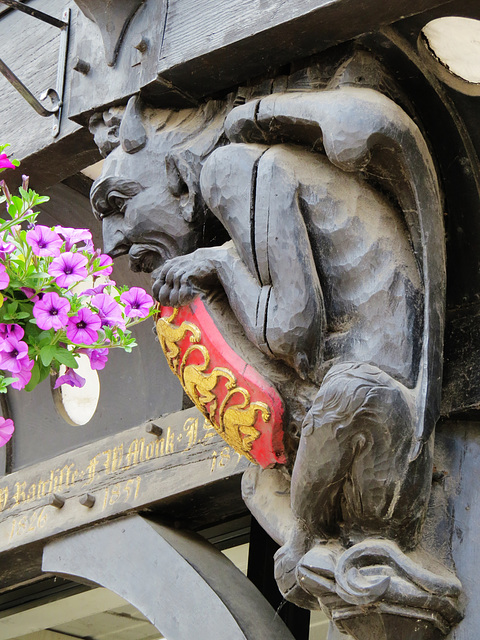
(0, 407, 248, 555)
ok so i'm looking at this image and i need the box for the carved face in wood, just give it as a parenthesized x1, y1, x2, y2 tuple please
(90, 100, 227, 274)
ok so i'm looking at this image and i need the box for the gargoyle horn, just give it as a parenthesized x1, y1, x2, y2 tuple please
(73, 0, 145, 67)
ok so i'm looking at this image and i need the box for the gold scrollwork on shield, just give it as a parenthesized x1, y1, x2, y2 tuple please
(156, 309, 271, 463)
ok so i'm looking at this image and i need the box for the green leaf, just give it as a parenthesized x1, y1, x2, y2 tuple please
(40, 344, 57, 366)
(15, 312, 30, 320)
(54, 348, 78, 369)
(24, 363, 40, 392)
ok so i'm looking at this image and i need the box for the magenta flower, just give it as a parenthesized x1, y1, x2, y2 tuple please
(0, 264, 9, 290)
(66, 307, 101, 345)
(54, 367, 86, 389)
(10, 358, 34, 390)
(49, 252, 88, 288)
(0, 154, 15, 171)
(80, 280, 115, 296)
(120, 287, 153, 318)
(79, 347, 109, 370)
(0, 238, 14, 260)
(91, 293, 125, 329)
(20, 287, 40, 302)
(0, 323, 24, 341)
(55, 226, 93, 251)
(0, 417, 14, 446)
(92, 254, 113, 276)
(0, 338, 31, 373)
(26, 225, 63, 257)
(33, 292, 71, 330)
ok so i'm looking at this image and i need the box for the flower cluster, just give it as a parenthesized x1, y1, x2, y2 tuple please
(0, 145, 156, 447)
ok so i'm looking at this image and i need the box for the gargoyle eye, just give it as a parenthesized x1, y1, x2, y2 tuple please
(106, 191, 130, 215)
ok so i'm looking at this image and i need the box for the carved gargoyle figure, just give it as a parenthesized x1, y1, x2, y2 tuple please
(90, 55, 462, 640)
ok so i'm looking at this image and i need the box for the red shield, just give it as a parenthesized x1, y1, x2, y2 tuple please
(156, 298, 286, 468)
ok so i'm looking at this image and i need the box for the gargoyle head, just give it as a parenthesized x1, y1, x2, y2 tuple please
(90, 95, 229, 275)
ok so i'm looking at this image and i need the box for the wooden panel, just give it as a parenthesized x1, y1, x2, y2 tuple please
(0, 0, 99, 189)
(0, 407, 248, 555)
(155, 0, 456, 99)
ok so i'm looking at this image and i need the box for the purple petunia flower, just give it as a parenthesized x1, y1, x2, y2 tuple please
(0, 154, 15, 171)
(33, 292, 71, 331)
(0, 417, 14, 447)
(66, 307, 102, 345)
(54, 226, 93, 252)
(91, 293, 125, 329)
(49, 252, 88, 288)
(80, 280, 116, 296)
(120, 287, 154, 319)
(79, 347, 109, 371)
(0, 338, 31, 373)
(0, 238, 14, 260)
(92, 253, 113, 277)
(26, 225, 63, 257)
(10, 357, 34, 390)
(0, 323, 24, 342)
(54, 367, 86, 389)
(0, 264, 9, 290)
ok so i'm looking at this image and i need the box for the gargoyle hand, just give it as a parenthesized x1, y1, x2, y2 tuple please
(151, 248, 220, 307)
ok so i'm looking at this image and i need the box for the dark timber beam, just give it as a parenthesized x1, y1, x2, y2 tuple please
(0, 0, 473, 189)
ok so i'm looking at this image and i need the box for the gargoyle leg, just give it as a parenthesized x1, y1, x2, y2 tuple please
(201, 143, 326, 379)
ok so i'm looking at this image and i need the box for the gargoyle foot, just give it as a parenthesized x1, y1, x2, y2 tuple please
(274, 528, 322, 610)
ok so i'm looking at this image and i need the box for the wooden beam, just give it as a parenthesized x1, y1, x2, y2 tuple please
(0, 0, 466, 190)
(0, 407, 248, 556)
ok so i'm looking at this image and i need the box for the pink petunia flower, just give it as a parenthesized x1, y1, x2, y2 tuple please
(26, 225, 63, 257)
(92, 253, 113, 277)
(79, 347, 109, 370)
(0, 323, 24, 341)
(33, 292, 71, 331)
(10, 358, 34, 390)
(66, 307, 102, 345)
(80, 280, 116, 296)
(0, 263, 9, 290)
(49, 252, 88, 288)
(0, 417, 14, 446)
(54, 367, 86, 389)
(0, 154, 15, 171)
(91, 293, 125, 329)
(54, 226, 93, 252)
(120, 287, 154, 319)
(0, 338, 31, 373)
(0, 238, 14, 260)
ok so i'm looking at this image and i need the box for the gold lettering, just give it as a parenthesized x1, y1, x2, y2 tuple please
(126, 438, 145, 468)
(219, 447, 231, 467)
(165, 427, 174, 455)
(27, 484, 37, 502)
(145, 440, 156, 460)
(211, 451, 218, 473)
(53, 468, 62, 493)
(112, 444, 123, 472)
(37, 469, 55, 499)
(84, 457, 99, 486)
(64, 463, 75, 487)
(139, 439, 145, 463)
(183, 417, 198, 451)
(109, 483, 121, 505)
(134, 476, 141, 499)
(102, 449, 112, 473)
(0, 486, 8, 511)
(13, 481, 26, 505)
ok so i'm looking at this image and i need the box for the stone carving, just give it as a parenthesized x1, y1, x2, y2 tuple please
(89, 53, 462, 639)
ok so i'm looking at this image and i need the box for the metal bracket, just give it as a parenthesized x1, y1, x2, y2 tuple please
(0, 1, 70, 137)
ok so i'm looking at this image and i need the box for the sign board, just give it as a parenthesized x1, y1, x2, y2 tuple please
(0, 407, 248, 554)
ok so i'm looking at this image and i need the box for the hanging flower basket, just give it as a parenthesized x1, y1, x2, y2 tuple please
(0, 146, 155, 446)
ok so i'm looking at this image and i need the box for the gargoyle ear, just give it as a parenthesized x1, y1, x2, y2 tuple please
(165, 154, 196, 222)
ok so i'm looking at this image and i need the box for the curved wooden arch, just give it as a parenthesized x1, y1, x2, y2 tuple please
(42, 514, 295, 640)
